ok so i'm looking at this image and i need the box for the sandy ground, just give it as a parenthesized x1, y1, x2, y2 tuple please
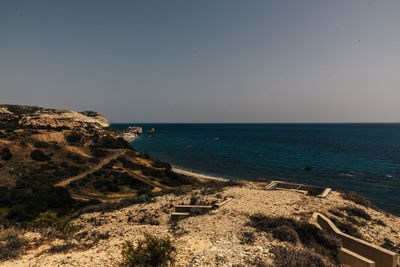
(172, 167, 229, 182)
(2, 182, 399, 267)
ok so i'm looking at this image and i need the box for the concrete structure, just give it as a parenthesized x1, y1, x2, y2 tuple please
(313, 212, 398, 267)
(338, 248, 376, 267)
(170, 212, 190, 220)
(212, 197, 233, 208)
(265, 181, 331, 198)
(171, 198, 233, 220)
(175, 205, 213, 214)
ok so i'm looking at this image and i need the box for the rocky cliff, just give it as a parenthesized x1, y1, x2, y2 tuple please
(0, 105, 110, 129)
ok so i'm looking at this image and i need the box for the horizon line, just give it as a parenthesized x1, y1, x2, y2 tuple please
(109, 121, 400, 124)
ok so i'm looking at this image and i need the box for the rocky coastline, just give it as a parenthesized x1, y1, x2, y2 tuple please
(0, 105, 398, 267)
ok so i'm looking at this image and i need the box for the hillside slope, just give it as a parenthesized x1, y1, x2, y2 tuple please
(1, 182, 399, 266)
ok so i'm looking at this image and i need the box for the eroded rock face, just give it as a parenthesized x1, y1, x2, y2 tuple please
(80, 111, 110, 128)
(125, 126, 142, 134)
(0, 105, 110, 129)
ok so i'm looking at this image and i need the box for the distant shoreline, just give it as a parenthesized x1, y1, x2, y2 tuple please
(172, 167, 229, 182)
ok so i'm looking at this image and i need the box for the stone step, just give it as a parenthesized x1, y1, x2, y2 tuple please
(171, 212, 190, 220)
(213, 198, 233, 208)
(174, 205, 212, 213)
(265, 181, 278, 190)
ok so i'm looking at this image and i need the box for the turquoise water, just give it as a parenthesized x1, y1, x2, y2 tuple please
(111, 123, 400, 215)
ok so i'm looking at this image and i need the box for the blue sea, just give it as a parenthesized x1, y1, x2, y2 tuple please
(110, 123, 400, 215)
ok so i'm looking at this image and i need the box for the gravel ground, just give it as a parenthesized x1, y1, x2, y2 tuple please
(2, 182, 399, 266)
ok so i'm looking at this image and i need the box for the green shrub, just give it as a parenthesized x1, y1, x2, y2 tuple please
(347, 216, 366, 227)
(1, 147, 12, 161)
(90, 146, 109, 158)
(328, 209, 345, 218)
(381, 238, 400, 254)
(189, 195, 198, 205)
(247, 214, 296, 232)
(33, 141, 50, 148)
(47, 242, 77, 254)
(3, 185, 76, 223)
(0, 227, 26, 261)
(271, 246, 329, 267)
(30, 149, 50, 161)
(374, 219, 387, 227)
(248, 214, 340, 260)
(137, 185, 153, 196)
(327, 216, 363, 239)
(339, 206, 371, 221)
(97, 135, 131, 149)
(239, 231, 255, 245)
(121, 233, 176, 267)
(151, 160, 171, 169)
(294, 222, 340, 258)
(29, 211, 80, 237)
(341, 192, 370, 207)
(246, 256, 268, 267)
(66, 131, 82, 143)
(137, 213, 160, 226)
(272, 225, 299, 243)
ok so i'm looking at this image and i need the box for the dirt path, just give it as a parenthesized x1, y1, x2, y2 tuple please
(55, 149, 126, 187)
(125, 169, 171, 190)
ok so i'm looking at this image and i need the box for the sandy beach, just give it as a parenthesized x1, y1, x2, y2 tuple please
(172, 167, 229, 182)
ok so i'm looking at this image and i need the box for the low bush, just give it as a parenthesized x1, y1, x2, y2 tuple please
(341, 192, 370, 207)
(151, 160, 171, 169)
(97, 135, 132, 149)
(271, 246, 329, 267)
(248, 214, 340, 260)
(2, 184, 76, 223)
(29, 211, 80, 237)
(47, 242, 77, 254)
(328, 209, 345, 218)
(66, 131, 82, 143)
(374, 219, 387, 227)
(339, 206, 371, 221)
(197, 179, 240, 195)
(88, 157, 100, 164)
(75, 195, 152, 216)
(247, 214, 296, 232)
(245, 256, 268, 267)
(121, 233, 176, 267)
(239, 231, 255, 245)
(90, 146, 109, 158)
(0, 227, 26, 261)
(327, 216, 363, 239)
(66, 152, 86, 164)
(33, 141, 50, 148)
(381, 238, 400, 253)
(137, 213, 160, 226)
(346, 216, 366, 227)
(52, 143, 62, 150)
(272, 225, 299, 243)
(137, 185, 153, 196)
(189, 195, 198, 205)
(30, 149, 50, 161)
(0, 147, 12, 161)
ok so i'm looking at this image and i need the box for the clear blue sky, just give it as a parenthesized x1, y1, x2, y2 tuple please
(1, 0, 399, 122)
